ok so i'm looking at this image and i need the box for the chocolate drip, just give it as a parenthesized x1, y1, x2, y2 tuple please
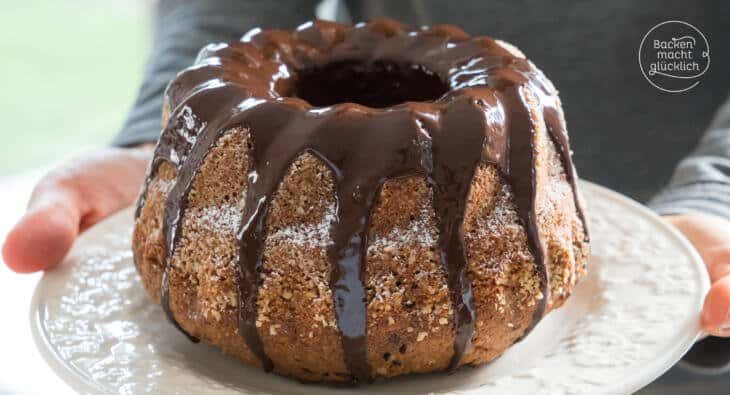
(135, 19, 588, 383)
(427, 98, 487, 369)
(159, 86, 248, 342)
(502, 86, 550, 334)
(231, 105, 438, 382)
(323, 110, 432, 382)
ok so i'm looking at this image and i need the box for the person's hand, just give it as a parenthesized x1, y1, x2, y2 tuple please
(2, 145, 154, 273)
(665, 213, 730, 337)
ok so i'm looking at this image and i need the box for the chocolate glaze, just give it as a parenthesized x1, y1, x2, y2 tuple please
(135, 18, 588, 383)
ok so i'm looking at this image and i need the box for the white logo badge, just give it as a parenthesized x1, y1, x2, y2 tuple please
(639, 20, 710, 93)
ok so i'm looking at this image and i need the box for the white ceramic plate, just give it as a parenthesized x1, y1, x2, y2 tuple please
(30, 181, 709, 395)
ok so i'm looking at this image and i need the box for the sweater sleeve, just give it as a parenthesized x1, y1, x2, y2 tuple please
(648, 95, 730, 220)
(111, 0, 319, 147)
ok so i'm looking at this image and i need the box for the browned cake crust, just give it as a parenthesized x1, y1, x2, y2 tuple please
(132, 19, 589, 383)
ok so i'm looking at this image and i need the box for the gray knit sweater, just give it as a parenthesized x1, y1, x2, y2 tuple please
(113, 0, 730, 219)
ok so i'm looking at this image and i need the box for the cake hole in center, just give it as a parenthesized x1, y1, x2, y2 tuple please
(294, 60, 448, 108)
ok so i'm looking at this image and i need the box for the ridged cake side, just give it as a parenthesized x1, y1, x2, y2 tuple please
(132, 105, 588, 383)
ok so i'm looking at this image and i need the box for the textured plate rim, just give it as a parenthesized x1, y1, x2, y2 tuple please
(30, 258, 114, 395)
(29, 180, 711, 395)
(581, 181, 709, 395)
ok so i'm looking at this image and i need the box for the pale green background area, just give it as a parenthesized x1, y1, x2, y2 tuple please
(0, 0, 151, 175)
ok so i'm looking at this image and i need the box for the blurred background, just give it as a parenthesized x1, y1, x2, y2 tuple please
(0, 0, 150, 176)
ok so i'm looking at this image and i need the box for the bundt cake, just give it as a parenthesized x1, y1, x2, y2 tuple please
(132, 18, 590, 384)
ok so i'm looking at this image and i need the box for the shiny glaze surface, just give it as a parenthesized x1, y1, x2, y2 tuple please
(135, 18, 587, 383)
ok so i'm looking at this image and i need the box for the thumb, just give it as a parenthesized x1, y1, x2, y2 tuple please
(2, 184, 83, 273)
(702, 276, 730, 336)
(2, 146, 152, 273)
